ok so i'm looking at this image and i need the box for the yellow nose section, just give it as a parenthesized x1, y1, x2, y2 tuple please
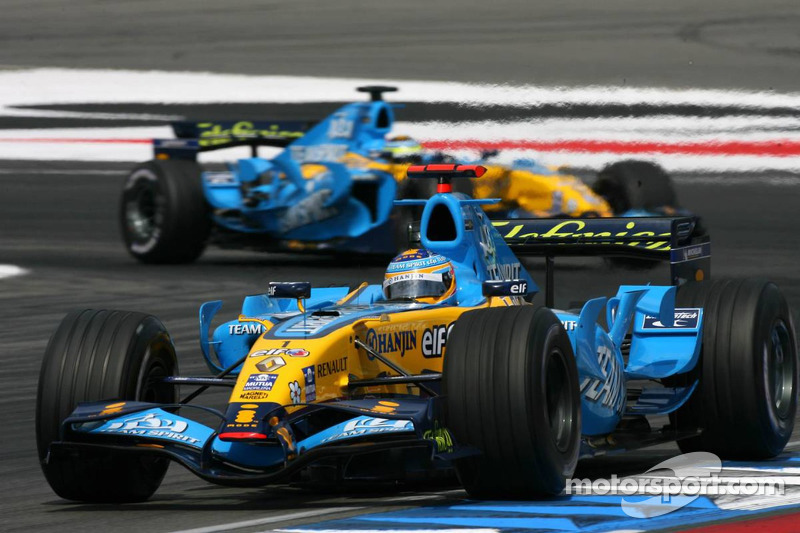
(231, 331, 352, 406)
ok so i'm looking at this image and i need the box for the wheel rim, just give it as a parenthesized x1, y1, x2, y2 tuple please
(764, 319, 795, 419)
(137, 347, 176, 404)
(132, 345, 177, 480)
(545, 349, 574, 453)
(125, 178, 162, 243)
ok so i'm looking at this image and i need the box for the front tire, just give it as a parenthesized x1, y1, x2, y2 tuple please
(36, 309, 178, 502)
(444, 306, 580, 498)
(120, 160, 211, 264)
(670, 279, 798, 459)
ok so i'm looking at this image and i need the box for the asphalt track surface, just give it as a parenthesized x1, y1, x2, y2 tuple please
(1, 1, 800, 532)
(2, 0, 800, 92)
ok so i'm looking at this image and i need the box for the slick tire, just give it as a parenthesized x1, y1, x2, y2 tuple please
(36, 309, 179, 502)
(120, 160, 211, 264)
(444, 306, 580, 498)
(669, 279, 798, 459)
(592, 160, 678, 214)
(594, 160, 678, 270)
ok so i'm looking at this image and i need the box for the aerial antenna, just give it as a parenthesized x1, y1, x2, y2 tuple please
(356, 86, 398, 102)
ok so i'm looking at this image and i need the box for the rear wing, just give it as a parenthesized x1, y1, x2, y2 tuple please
(153, 86, 400, 161)
(154, 120, 317, 160)
(492, 216, 709, 307)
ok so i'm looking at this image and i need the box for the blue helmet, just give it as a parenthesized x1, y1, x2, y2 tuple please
(384, 249, 456, 303)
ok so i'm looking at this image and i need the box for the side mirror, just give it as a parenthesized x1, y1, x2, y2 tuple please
(268, 282, 311, 299)
(408, 221, 421, 248)
(482, 279, 529, 297)
(606, 297, 620, 330)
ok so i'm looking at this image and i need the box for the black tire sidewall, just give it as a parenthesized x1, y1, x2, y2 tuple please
(530, 321, 581, 481)
(593, 160, 677, 214)
(120, 165, 164, 256)
(672, 280, 797, 459)
(444, 307, 580, 498)
(36, 310, 178, 502)
(748, 282, 797, 451)
(120, 160, 211, 263)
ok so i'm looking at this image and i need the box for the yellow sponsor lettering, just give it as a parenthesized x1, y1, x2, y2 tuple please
(492, 219, 672, 250)
(541, 220, 586, 238)
(196, 121, 305, 147)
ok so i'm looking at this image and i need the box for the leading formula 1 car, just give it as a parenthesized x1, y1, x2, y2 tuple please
(121, 86, 683, 263)
(39, 165, 794, 501)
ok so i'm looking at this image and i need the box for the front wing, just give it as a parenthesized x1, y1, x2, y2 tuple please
(49, 398, 454, 487)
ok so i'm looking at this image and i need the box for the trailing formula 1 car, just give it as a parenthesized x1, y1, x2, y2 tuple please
(120, 86, 684, 263)
(39, 165, 791, 502)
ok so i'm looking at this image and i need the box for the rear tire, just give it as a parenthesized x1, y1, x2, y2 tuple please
(392, 178, 426, 251)
(36, 309, 179, 502)
(592, 160, 677, 214)
(120, 160, 211, 264)
(444, 306, 580, 498)
(595, 160, 679, 270)
(669, 279, 797, 459)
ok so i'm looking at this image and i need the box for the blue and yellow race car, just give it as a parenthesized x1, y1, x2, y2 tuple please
(120, 87, 684, 263)
(40, 165, 791, 501)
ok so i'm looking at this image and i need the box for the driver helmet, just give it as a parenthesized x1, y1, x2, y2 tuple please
(383, 135, 423, 160)
(383, 249, 456, 304)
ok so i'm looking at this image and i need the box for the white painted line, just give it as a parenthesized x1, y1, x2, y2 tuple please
(3, 67, 800, 109)
(716, 492, 800, 511)
(447, 149, 800, 174)
(6, 116, 800, 144)
(167, 507, 363, 533)
(0, 265, 28, 280)
(0, 169, 126, 175)
(401, 117, 800, 142)
(376, 489, 464, 503)
(4, 117, 800, 144)
(717, 468, 800, 478)
(0, 126, 169, 139)
(672, 176, 800, 187)
(1, 68, 800, 173)
(0, 125, 263, 162)
(3, 126, 800, 174)
(0, 107, 183, 121)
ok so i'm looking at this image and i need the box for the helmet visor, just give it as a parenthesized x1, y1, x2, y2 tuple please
(383, 272, 448, 300)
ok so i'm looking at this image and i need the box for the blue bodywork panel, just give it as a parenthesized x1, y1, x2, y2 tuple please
(625, 382, 698, 416)
(554, 283, 703, 436)
(297, 416, 415, 451)
(190, 98, 403, 253)
(72, 406, 214, 449)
